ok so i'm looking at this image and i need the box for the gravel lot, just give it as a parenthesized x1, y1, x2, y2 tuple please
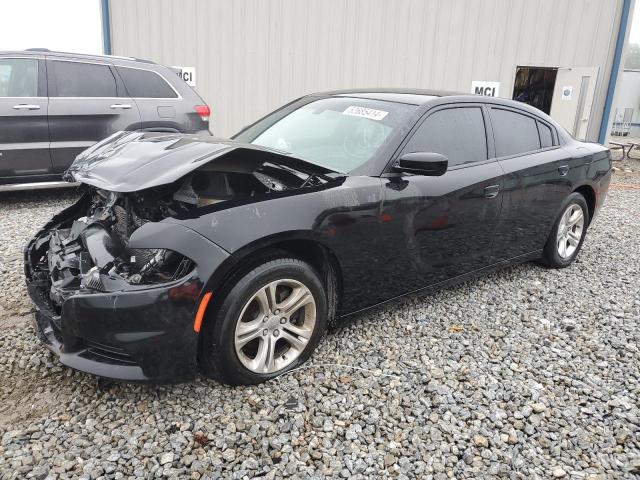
(0, 173, 638, 479)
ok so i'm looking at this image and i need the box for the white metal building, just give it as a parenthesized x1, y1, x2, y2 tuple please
(612, 69, 640, 136)
(104, 0, 635, 142)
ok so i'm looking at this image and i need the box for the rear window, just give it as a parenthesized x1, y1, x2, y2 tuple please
(491, 108, 541, 157)
(50, 60, 117, 97)
(0, 58, 38, 97)
(117, 67, 178, 98)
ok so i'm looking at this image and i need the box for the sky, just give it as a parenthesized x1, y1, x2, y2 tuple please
(0, 0, 103, 54)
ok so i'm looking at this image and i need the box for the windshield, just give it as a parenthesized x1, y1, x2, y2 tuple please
(234, 97, 417, 173)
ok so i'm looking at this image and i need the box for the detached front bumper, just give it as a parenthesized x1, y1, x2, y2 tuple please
(26, 272, 203, 382)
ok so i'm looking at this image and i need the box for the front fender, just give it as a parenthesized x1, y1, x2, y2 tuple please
(171, 176, 382, 255)
(166, 176, 384, 314)
(128, 222, 230, 283)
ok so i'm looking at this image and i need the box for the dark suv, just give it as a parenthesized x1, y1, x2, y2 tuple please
(0, 49, 211, 189)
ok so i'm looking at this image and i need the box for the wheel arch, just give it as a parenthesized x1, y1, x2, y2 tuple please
(201, 232, 343, 330)
(572, 184, 596, 224)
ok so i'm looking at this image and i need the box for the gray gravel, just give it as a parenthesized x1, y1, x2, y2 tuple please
(0, 177, 639, 479)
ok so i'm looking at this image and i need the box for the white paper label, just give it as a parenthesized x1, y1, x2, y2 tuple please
(343, 105, 388, 121)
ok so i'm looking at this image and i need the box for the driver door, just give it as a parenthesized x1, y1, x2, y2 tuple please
(377, 104, 505, 299)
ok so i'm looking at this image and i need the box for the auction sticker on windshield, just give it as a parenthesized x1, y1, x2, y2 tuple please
(343, 105, 389, 121)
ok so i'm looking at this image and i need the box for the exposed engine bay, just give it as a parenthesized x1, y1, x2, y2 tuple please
(27, 163, 328, 312)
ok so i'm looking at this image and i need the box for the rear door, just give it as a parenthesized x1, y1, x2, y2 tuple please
(0, 56, 52, 179)
(378, 104, 504, 299)
(489, 107, 570, 260)
(47, 58, 141, 173)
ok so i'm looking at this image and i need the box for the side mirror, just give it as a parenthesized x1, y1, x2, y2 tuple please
(396, 152, 448, 176)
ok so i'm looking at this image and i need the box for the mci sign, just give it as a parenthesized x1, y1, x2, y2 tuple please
(173, 66, 196, 87)
(472, 81, 500, 97)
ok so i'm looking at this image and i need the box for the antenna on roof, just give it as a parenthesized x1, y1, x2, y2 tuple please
(25, 48, 50, 52)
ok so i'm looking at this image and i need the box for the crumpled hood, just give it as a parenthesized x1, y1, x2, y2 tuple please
(65, 131, 341, 192)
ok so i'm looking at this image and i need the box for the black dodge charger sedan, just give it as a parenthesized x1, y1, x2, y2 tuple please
(24, 90, 612, 384)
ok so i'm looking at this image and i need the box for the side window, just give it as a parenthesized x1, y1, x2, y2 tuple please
(50, 60, 117, 97)
(491, 108, 541, 157)
(0, 58, 38, 97)
(403, 107, 487, 167)
(538, 121, 554, 148)
(116, 67, 178, 98)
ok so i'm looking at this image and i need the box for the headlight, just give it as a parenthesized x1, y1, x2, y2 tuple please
(126, 248, 195, 285)
(79, 248, 195, 292)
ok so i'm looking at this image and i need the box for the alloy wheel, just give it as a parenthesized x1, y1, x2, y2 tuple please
(234, 278, 316, 374)
(556, 203, 584, 259)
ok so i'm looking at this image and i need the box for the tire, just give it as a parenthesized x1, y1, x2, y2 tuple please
(540, 192, 590, 268)
(200, 257, 327, 385)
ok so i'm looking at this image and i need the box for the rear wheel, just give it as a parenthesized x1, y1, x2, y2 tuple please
(540, 193, 589, 268)
(200, 257, 327, 385)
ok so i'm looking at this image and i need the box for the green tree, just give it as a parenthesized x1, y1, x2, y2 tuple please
(625, 43, 640, 69)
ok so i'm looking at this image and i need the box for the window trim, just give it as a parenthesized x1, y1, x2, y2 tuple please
(0, 55, 44, 60)
(384, 102, 494, 174)
(487, 105, 560, 161)
(536, 119, 556, 149)
(115, 65, 182, 100)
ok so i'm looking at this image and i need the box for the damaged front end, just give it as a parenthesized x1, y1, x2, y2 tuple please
(24, 131, 340, 382)
(37, 189, 196, 309)
(23, 188, 210, 382)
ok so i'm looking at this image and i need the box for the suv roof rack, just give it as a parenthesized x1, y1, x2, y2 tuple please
(19, 49, 156, 64)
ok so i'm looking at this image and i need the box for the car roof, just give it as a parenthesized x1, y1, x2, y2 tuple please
(317, 88, 461, 105)
(0, 49, 156, 65)
(314, 88, 560, 122)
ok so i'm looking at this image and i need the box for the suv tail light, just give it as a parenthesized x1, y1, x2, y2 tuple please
(194, 105, 211, 122)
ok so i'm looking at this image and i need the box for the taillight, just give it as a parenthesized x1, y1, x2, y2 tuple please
(194, 105, 210, 122)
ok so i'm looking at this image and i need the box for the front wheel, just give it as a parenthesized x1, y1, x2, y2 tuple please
(540, 193, 590, 268)
(200, 257, 327, 385)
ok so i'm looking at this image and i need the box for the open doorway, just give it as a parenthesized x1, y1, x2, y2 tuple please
(513, 65, 599, 140)
(512, 66, 558, 114)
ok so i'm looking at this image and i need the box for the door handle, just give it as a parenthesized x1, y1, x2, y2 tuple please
(484, 184, 500, 198)
(558, 165, 569, 176)
(13, 104, 40, 110)
(110, 104, 132, 109)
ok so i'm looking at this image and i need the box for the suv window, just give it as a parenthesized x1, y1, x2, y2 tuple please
(491, 108, 541, 157)
(50, 60, 117, 97)
(538, 121, 554, 148)
(117, 67, 177, 98)
(403, 107, 487, 167)
(0, 58, 38, 97)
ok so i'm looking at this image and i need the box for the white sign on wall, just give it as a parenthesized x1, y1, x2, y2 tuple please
(173, 66, 196, 87)
(471, 81, 500, 97)
(561, 85, 573, 101)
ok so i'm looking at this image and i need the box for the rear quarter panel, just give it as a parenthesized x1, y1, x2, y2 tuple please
(574, 142, 612, 219)
(114, 62, 210, 134)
